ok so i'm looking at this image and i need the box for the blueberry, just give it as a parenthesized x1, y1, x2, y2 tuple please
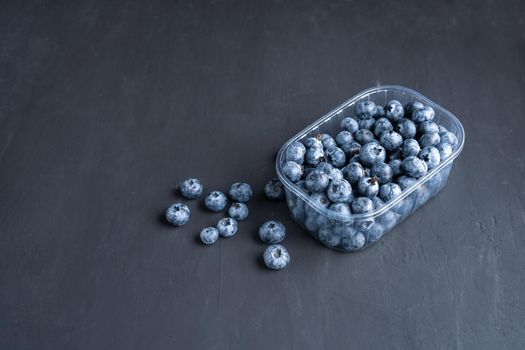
(205, 191, 228, 212)
(282, 161, 303, 183)
(304, 216, 319, 232)
(263, 244, 290, 270)
(379, 130, 403, 151)
(340, 141, 361, 158)
(395, 118, 417, 139)
(217, 217, 238, 237)
(179, 178, 203, 199)
(317, 162, 343, 181)
(305, 146, 324, 166)
(385, 100, 404, 122)
(417, 121, 439, 135)
(373, 117, 393, 137)
(354, 129, 375, 145)
(370, 162, 393, 184)
(304, 136, 323, 149)
(402, 139, 421, 158)
(439, 130, 458, 146)
(388, 159, 403, 177)
(436, 142, 453, 160)
(335, 130, 353, 146)
(285, 141, 306, 164)
(343, 162, 366, 184)
(396, 175, 418, 190)
(358, 117, 376, 130)
(348, 232, 366, 250)
(165, 203, 190, 226)
(379, 183, 402, 202)
(229, 182, 253, 202)
(329, 203, 352, 217)
(324, 146, 346, 168)
(200, 227, 219, 245)
(304, 192, 330, 217)
(258, 220, 286, 244)
(375, 105, 386, 118)
(419, 133, 441, 147)
(305, 170, 330, 193)
(411, 106, 435, 123)
(351, 197, 375, 214)
(340, 117, 359, 133)
(359, 141, 386, 167)
(264, 178, 285, 200)
(320, 134, 337, 149)
(317, 227, 342, 248)
(404, 101, 424, 117)
(356, 177, 379, 197)
(228, 202, 249, 221)
(354, 100, 377, 119)
(402, 156, 428, 178)
(326, 179, 353, 204)
(366, 223, 385, 243)
(418, 146, 441, 170)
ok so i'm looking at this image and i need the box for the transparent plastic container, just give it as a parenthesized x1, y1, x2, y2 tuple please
(276, 86, 465, 252)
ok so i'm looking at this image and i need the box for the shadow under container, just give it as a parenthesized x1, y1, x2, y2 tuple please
(276, 86, 465, 252)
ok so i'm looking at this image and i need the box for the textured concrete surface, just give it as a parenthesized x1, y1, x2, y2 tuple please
(1, 1, 524, 349)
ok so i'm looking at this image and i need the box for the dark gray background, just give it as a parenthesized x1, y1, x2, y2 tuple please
(1, 1, 524, 349)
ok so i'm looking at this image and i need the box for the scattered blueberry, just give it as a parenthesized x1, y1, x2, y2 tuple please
(259, 220, 286, 244)
(205, 191, 228, 212)
(229, 202, 249, 221)
(179, 178, 203, 199)
(217, 217, 238, 238)
(263, 244, 290, 270)
(264, 178, 285, 200)
(200, 227, 219, 245)
(229, 182, 253, 202)
(165, 203, 190, 226)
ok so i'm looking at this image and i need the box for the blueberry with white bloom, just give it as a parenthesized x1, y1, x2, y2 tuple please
(305, 170, 330, 193)
(326, 179, 353, 204)
(305, 146, 324, 166)
(358, 117, 376, 130)
(395, 118, 417, 139)
(263, 244, 290, 270)
(373, 117, 393, 137)
(229, 182, 253, 202)
(264, 178, 285, 200)
(217, 217, 238, 238)
(354, 100, 377, 119)
(357, 177, 379, 198)
(205, 191, 228, 212)
(417, 121, 439, 135)
(343, 162, 366, 184)
(370, 162, 393, 184)
(259, 220, 286, 244)
(285, 141, 306, 164)
(360, 141, 386, 167)
(388, 159, 403, 177)
(329, 203, 352, 217)
(402, 156, 428, 178)
(282, 161, 303, 183)
(351, 197, 375, 214)
(304, 192, 330, 217)
(418, 146, 441, 170)
(348, 232, 366, 250)
(354, 129, 376, 145)
(165, 203, 190, 226)
(317, 162, 343, 181)
(324, 146, 346, 168)
(379, 183, 402, 202)
(375, 105, 386, 118)
(340, 141, 361, 158)
(320, 133, 337, 149)
(402, 139, 421, 158)
(179, 178, 203, 199)
(335, 130, 353, 146)
(419, 133, 441, 148)
(304, 136, 323, 149)
(436, 142, 453, 160)
(396, 175, 418, 190)
(411, 105, 435, 123)
(439, 130, 458, 146)
(404, 101, 424, 117)
(385, 100, 405, 122)
(366, 223, 385, 243)
(228, 202, 249, 221)
(317, 227, 342, 248)
(200, 227, 219, 245)
(340, 117, 359, 133)
(379, 130, 403, 151)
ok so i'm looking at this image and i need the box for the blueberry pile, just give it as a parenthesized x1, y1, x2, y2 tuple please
(281, 99, 458, 251)
(165, 178, 291, 270)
